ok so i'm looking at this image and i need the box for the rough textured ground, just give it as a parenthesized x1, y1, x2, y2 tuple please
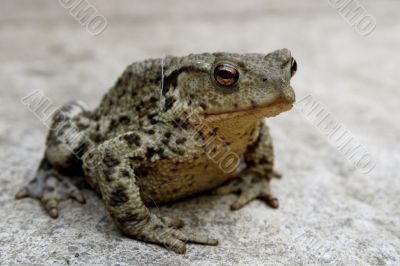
(0, 0, 399, 265)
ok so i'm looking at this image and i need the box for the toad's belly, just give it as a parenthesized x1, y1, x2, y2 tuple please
(136, 155, 243, 205)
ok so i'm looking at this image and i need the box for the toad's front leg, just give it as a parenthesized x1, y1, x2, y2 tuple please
(83, 133, 218, 254)
(213, 122, 280, 210)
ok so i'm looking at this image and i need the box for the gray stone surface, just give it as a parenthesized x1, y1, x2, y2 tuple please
(0, 0, 399, 265)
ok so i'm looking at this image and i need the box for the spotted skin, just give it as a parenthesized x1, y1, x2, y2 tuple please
(16, 49, 297, 253)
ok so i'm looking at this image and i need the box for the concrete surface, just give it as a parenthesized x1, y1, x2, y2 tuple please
(0, 0, 399, 265)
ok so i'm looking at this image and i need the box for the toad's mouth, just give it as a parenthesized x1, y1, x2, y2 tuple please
(200, 97, 294, 123)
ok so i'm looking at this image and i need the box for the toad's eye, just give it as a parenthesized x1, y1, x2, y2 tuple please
(290, 57, 297, 77)
(213, 63, 239, 88)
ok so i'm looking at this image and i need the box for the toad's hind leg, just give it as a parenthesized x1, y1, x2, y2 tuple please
(16, 159, 86, 218)
(16, 101, 91, 218)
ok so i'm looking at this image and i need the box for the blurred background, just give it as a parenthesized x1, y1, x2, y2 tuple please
(0, 0, 399, 265)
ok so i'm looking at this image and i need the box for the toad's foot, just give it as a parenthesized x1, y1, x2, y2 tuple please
(271, 170, 282, 179)
(123, 213, 218, 254)
(160, 216, 185, 229)
(213, 174, 279, 210)
(16, 163, 85, 218)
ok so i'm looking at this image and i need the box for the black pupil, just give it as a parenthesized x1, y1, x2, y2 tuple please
(291, 59, 297, 74)
(218, 69, 233, 79)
